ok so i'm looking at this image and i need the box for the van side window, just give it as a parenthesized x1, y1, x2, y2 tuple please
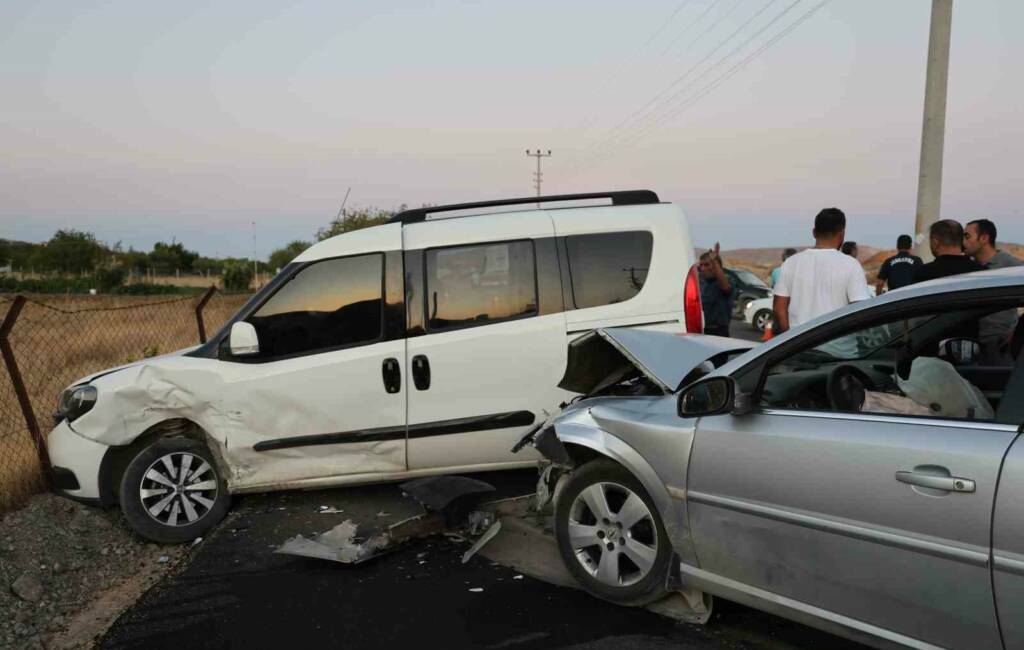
(425, 241, 537, 331)
(248, 254, 383, 358)
(565, 231, 653, 308)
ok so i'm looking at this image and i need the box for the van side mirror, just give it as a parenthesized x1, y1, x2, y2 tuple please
(678, 377, 735, 417)
(229, 322, 260, 357)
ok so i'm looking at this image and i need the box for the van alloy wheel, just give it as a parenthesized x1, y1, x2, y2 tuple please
(567, 481, 659, 588)
(139, 451, 219, 527)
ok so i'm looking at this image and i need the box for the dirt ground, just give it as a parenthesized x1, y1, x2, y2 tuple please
(0, 494, 189, 650)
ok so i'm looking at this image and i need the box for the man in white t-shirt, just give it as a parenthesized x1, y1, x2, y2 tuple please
(773, 208, 871, 345)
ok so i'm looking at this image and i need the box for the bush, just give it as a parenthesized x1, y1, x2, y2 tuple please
(221, 261, 254, 292)
(95, 266, 128, 292)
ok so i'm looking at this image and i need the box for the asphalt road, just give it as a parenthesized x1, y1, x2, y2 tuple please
(101, 470, 864, 650)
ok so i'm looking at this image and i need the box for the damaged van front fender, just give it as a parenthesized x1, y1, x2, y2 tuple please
(64, 357, 230, 470)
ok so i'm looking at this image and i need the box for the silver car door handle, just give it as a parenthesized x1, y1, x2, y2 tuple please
(895, 471, 975, 493)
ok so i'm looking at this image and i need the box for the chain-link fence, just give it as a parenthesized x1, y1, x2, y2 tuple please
(0, 290, 249, 514)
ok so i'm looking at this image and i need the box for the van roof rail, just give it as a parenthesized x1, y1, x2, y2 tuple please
(388, 190, 660, 225)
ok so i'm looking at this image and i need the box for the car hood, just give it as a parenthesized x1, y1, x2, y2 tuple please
(559, 328, 752, 395)
(70, 345, 200, 387)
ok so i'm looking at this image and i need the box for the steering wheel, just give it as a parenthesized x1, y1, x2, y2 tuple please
(827, 365, 876, 413)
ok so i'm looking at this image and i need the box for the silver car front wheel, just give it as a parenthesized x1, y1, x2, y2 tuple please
(568, 482, 659, 587)
(555, 460, 671, 605)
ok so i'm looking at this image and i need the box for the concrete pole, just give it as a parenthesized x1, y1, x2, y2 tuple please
(913, 0, 953, 262)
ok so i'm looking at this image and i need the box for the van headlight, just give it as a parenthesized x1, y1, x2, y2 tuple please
(56, 385, 98, 423)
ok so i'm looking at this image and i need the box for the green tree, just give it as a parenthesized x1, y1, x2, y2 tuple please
(268, 240, 310, 272)
(221, 260, 254, 292)
(43, 230, 106, 274)
(149, 241, 199, 274)
(119, 247, 149, 273)
(316, 206, 400, 241)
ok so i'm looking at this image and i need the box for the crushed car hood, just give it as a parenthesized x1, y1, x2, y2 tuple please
(559, 328, 752, 395)
(70, 346, 199, 387)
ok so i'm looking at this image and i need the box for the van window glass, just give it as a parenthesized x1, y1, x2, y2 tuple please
(425, 241, 537, 331)
(248, 254, 383, 357)
(565, 231, 653, 308)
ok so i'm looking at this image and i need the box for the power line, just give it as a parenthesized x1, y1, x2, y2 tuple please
(568, 0, 794, 171)
(659, 0, 726, 56)
(559, 0, 698, 135)
(575, 0, 833, 175)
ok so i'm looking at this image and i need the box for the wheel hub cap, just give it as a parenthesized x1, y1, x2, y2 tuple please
(139, 451, 218, 527)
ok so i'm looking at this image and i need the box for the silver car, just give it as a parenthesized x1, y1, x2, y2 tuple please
(523, 267, 1024, 650)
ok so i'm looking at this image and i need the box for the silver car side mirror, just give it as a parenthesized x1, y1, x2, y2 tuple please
(678, 377, 733, 418)
(229, 321, 260, 357)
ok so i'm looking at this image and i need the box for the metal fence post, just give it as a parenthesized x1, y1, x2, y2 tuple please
(194, 285, 217, 343)
(0, 295, 52, 486)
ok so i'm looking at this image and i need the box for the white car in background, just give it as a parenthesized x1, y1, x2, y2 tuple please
(46, 190, 704, 543)
(744, 285, 878, 333)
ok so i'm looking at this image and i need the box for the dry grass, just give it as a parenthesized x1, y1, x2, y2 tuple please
(0, 292, 249, 513)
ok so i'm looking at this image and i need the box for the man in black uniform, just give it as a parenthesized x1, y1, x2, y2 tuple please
(913, 220, 983, 284)
(876, 234, 921, 293)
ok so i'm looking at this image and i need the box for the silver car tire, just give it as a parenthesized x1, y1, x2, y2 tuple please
(119, 437, 231, 544)
(554, 459, 671, 606)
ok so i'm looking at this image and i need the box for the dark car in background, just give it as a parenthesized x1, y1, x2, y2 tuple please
(725, 268, 770, 319)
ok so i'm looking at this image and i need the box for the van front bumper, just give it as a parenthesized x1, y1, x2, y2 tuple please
(47, 420, 108, 501)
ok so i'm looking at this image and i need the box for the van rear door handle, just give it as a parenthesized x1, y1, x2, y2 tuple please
(412, 355, 431, 391)
(895, 471, 975, 493)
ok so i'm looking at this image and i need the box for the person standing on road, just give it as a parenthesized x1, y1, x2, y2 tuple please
(912, 220, 983, 283)
(769, 248, 797, 289)
(876, 234, 922, 293)
(772, 208, 870, 337)
(699, 244, 734, 337)
(962, 218, 1022, 363)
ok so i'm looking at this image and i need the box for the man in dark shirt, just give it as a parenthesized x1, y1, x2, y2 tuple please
(913, 220, 983, 284)
(699, 244, 734, 337)
(876, 234, 922, 292)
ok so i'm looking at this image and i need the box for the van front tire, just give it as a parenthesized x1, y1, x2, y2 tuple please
(119, 437, 230, 544)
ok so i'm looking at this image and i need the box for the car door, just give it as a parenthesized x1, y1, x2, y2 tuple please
(402, 211, 566, 470)
(218, 226, 408, 489)
(686, 298, 1020, 649)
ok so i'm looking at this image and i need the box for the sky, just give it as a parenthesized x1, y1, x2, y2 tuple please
(1, 0, 1022, 259)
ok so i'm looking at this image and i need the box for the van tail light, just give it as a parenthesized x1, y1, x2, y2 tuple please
(684, 264, 703, 334)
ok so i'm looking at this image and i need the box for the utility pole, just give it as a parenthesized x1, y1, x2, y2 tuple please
(251, 221, 258, 290)
(525, 149, 552, 202)
(913, 0, 953, 262)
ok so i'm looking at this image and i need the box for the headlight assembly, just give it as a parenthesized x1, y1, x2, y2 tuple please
(57, 385, 98, 423)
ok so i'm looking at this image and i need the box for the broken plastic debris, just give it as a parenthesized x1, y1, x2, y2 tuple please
(461, 520, 502, 565)
(190, 537, 203, 548)
(318, 507, 344, 514)
(513, 575, 524, 580)
(275, 520, 391, 564)
(400, 476, 495, 512)
(157, 556, 170, 564)
(376, 511, 390, 517)
(468, 587, 484, 593)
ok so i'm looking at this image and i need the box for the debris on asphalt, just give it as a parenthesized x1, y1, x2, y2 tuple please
(189, 537, 203, 548)
(318, 506, 344, 514)
(275, 520, 391, 564)
(461, 520, 502, 565)
(376, 511, 390, 517)
(468, 587, 484, 593)
(400, 476, 495, 513)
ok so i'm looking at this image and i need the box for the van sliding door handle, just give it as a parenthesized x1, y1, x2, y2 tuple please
(895, 471, 975, 493)
(381, 358, 401, 394)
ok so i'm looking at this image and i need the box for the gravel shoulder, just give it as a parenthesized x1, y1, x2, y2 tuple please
(0, 494, 191, 649)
